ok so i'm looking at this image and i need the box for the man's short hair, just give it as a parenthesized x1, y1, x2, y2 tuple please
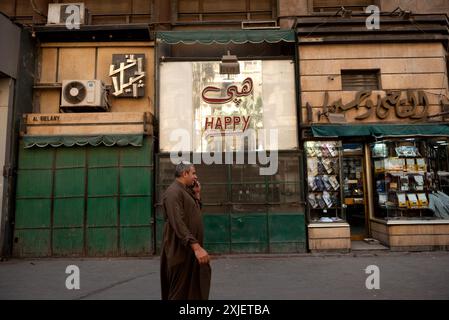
(175, 161, 194, 178)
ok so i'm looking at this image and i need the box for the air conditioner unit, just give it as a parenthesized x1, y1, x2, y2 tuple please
(47, 3, 86, 26)
(61, 80, 109, 112)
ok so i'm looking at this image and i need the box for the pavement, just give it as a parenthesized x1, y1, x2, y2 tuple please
(1, 250, 449, 300)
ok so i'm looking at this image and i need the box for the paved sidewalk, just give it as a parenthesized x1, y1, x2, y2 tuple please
(1, 251, 449, 300)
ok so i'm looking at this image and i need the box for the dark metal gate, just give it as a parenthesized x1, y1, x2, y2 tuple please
(13, 137, 153, 257)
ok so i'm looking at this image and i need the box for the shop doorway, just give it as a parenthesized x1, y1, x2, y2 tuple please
(342, 143, 369, 240)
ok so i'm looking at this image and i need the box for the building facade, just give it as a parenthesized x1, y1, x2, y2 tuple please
(297, 13, 449, 251)
(0, 0, 448, 257)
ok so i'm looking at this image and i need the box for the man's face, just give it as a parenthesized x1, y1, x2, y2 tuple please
(183, 166, 197, 187)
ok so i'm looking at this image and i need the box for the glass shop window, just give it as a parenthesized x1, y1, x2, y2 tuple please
(370, 137, 449, 220)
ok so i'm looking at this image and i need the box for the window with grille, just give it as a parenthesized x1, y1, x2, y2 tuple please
(341, 69, 381, 91)
(176, 0, 274, 22)
(313, 0, 375, 13)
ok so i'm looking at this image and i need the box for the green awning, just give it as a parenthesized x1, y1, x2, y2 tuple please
(311, 124, 449, 138)
(156, 30, 295, 45)
(23, 134, 143, 148)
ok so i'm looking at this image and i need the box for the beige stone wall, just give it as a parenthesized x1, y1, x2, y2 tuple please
(300, 42, 449, 124)
(277, 0, 449, 27)
(278, 0, 310, 28)
(36, 42, 155, 115)
(380, 0, 449, 15)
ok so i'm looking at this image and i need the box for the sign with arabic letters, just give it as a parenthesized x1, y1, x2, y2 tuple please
(109, 54, 146, 98)
(305, 90, 436, 123)
(202, 77, 254, 105)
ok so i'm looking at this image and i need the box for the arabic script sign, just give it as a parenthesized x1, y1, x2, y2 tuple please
(306, 90, 432, 123)
(202, 77, 253, 105)
(109, 54, 146, 98)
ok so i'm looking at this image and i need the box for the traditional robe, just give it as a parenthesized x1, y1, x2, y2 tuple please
(160, 180, 211, 300)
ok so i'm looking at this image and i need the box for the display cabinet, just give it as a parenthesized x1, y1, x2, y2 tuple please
(305, 140, 345, 223)
(371, 139, 435, 219)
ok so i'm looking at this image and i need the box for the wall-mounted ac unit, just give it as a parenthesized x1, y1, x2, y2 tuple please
(61, 80, 109, 112)
(47, 3, 86, 26)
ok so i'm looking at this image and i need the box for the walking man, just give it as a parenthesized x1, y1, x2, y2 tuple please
(160, 161, 211, 300)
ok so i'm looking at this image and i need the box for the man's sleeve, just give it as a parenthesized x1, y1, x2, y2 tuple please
(164, 190, 198, 247)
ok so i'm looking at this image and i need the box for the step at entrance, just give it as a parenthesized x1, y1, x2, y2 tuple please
(351, 240, 389, 251)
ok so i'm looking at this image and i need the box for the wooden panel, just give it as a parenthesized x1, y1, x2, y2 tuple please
(27, 125, 144, 135)
(80, 0, 131, 13)
(314, 0, 371, 6)
(26, 112, 146, 124)
(299, 43, 446, 60)
(300, 58, 447, 76)
(371, 230, 389, 245)
(15, 0, 35, 16)
(40, 48, 58, 83)
(41, 42, 154, 48)
(203, 0, 246, 12)
(370, 221, 388, 234)
(308, 226, 350, 239)
(132, 0, 152, 13)
(38, 90, 61, 114)
(309, 238, 351, 250)
(96, 47, 154, 113)
(24, 112, 150, 136)
(389, 234, 449, 247)
(0, 2, 15, 16)
(250, 0, 272, 10)
(178, 0, 199, 12)
(370, 221, 389, 245)
(389, 224, 449, 236)
(58, 48, 96, 81)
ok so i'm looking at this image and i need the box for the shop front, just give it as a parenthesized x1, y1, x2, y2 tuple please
(297, 13, 449, 252)
(12, 37, 155, 257)
(155, 30, 307, 253)
(305, 124, 449, 252)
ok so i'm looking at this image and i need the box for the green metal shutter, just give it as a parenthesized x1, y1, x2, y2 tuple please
(13, 137, 153, 257)
(155, 152, 306, 254)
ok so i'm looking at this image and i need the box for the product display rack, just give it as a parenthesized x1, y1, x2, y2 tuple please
(305, 140, 345, 223)
(371, 140, 434, 219)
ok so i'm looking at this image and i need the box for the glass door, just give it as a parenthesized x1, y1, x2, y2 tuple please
(342, 143, 368, 240)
